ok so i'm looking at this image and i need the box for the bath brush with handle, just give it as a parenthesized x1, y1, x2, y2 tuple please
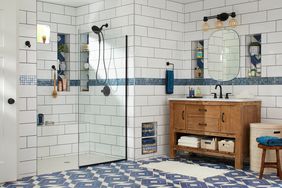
(52, 65, 57, 98)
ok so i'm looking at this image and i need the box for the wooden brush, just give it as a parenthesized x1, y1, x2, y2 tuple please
(52, 66, 57, 98)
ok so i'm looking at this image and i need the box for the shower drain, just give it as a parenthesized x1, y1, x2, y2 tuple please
(64, 161, 71, 164)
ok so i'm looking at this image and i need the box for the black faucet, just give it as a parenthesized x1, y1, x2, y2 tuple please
(215, 84, 223, 99)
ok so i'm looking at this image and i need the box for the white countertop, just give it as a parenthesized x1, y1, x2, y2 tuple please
(168, 98, 261, 102)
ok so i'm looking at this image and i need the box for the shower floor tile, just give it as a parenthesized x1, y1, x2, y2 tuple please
(37, 153, 122, 175)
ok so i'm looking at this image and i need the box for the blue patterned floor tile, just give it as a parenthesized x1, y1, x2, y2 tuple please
(1, 156, 282, 188)
(180, 181, 210, 188)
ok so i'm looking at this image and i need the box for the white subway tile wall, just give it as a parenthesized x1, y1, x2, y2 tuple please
(18, 0, 37, 178)
(36, 2, 79, 162)
(36, 0, 132, 167)
(17, 0, 282, 178)
(134, 0, 185, 160)
(184, 0, 282, 125)
(76, 0, 134, 161)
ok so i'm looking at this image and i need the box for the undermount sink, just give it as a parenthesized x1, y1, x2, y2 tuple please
(168, 97, 261, 102)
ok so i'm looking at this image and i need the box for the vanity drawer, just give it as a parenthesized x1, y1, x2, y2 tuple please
(186, 105, 220, 118)
(187, 117, 219, 132)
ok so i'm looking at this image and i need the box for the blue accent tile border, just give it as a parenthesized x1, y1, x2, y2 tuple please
(36, 77, 282, 86)
(19, 75, 37, 85)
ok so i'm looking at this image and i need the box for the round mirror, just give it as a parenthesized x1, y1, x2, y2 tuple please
(208, 29, 240, 81)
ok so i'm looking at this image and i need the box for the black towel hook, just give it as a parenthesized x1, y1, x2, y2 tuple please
(25, 41, 31, 48)
(166, 62, 174, 70)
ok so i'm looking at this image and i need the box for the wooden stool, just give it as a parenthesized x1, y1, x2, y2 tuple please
(258, 144, 282, 179)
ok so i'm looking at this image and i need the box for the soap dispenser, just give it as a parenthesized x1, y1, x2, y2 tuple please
(195, 87, 202, 97)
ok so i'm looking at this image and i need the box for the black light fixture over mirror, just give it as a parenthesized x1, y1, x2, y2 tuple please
(202, 12, 238, 31)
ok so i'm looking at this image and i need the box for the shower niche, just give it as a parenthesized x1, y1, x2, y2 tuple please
(57, 33, 70, 92)
(79, 33, 90, 92)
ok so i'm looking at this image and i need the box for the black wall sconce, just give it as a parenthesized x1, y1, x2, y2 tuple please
(203, 12, 238, 31)
(25, 41, 31, 48)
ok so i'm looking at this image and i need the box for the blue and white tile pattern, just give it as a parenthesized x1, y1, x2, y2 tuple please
(1, 156, 282, 188)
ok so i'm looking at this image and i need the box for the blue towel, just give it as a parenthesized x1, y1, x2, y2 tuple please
(166, 70, 174, 94)
(250, 55, 261, 67)
(256, 136, 282, 146)
(197, 59, 204, 69)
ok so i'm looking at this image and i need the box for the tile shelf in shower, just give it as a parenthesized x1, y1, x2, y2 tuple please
(80, 33, 90, 92)
(57, 33, 70, 92)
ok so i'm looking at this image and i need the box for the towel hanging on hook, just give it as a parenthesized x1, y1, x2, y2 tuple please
(166, 62, 174, 94)
(166, 62, 174, 70)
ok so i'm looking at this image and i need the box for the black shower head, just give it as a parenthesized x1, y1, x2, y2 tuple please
(92, 25, 101, 34)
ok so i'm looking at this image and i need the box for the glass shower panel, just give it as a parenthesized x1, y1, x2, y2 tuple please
(78, 30, 127, 166)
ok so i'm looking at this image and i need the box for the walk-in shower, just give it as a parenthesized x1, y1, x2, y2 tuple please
(36, 0, 128, 175)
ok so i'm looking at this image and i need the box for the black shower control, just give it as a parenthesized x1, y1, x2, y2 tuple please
(101, 85, 111, 96)
(8, 98, 15, 104)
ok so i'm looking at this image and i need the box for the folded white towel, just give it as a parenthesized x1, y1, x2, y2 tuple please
(178, 139, 200, 144)
(178, 141, 200, 145)
(180, 136, 200, 142)
(178, 143, 200, 148)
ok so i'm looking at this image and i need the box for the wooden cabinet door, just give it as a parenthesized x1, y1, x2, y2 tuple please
(173, 104, 186, 130)
(220, 106, 238, 134)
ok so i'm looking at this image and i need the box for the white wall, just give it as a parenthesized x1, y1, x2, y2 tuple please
(16, 0, 282, 179)
(18, 0, 37, 179)
(36, 1, 79, 159)
(184, 0, 282, 124)
(76, 0, 134, 159)
(133, 0, 186, 160)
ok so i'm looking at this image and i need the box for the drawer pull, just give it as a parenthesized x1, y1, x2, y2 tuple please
(274, 131, 281, 134)
(182, 111, 185, 120)
(198, 109, 207, 112)
(221, 112, 225, 123)
(198, 123, 207, 126)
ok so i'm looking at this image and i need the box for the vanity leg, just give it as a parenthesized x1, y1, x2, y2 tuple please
(170, 149, 176, 158)
(235, 155, 244, 169)
(170, 132, 176, 158)
(234, 136, 244, 169)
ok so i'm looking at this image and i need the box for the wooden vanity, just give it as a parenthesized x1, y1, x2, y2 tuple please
(169, 98, 261, 169)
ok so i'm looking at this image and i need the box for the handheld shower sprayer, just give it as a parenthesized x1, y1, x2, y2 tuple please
(91, 23, 111, 96)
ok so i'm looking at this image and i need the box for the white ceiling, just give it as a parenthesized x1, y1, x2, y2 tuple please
(172, 0, 202, 3)
(40, 0, 202, 7)
(39, 0, 99, 7)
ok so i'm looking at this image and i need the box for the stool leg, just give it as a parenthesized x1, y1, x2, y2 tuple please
(276, 149, 282, 180)
(259, 149, 266, 179)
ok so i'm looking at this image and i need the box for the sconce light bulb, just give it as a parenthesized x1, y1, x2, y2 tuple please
(202, 22, 209, 32)
(216, 19, 224, 29)
(229, 18, 238, 28)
